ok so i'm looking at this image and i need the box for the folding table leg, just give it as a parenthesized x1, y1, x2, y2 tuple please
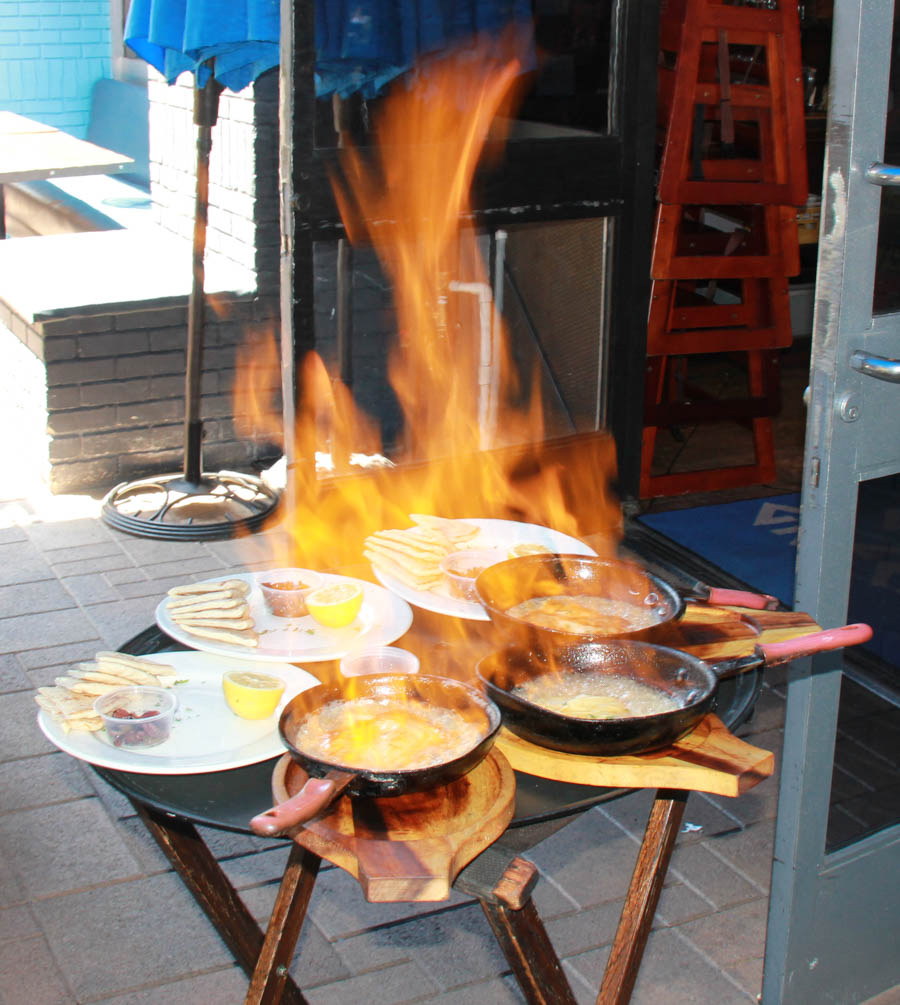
(596, 789, 689, 1005)
(133, 802, 310, 1005)
(246, 843, 322, 1005)
(479, 856, 578, 1005)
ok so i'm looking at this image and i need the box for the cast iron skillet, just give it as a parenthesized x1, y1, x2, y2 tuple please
(477, 623, 873, 757)
(475, 554, 780, 652)
(250, 673, 501, 836)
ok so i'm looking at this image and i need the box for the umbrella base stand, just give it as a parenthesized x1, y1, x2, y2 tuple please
(101, 469, 280, 541)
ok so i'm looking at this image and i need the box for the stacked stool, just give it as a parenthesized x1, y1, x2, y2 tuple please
(642, 0, 808, 497)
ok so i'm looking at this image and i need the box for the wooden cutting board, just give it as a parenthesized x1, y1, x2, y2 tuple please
(271, 748, 516, 903)
(495, 714, 773, 797)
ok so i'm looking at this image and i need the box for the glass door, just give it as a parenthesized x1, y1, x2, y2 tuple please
(762, 1, 900, 1001)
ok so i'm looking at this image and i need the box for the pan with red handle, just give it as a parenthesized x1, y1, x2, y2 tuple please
(477, 623, 873, 757)
(250, 673, 501, 837)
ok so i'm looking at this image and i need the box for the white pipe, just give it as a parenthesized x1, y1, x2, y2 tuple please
(449, 280, 495, 449)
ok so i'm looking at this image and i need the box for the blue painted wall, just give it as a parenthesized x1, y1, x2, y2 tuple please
(0, 0, 111, 138)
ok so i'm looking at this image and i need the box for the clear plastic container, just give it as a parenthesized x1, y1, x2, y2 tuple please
(439, 548, 506, 602)
(258, 568, 324, 618)
(339, 646, 420, 677)
(94, 686, 176, 749)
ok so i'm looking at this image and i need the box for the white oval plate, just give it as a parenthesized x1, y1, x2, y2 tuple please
(155, 572, 413, 663)
(36, 651, 320, 774)
(370, 518, 597, 621)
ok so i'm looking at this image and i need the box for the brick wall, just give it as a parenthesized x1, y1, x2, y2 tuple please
(0, 0, 111, 137)
(147, 67, 280, 293)
(0, 294, 283, 495)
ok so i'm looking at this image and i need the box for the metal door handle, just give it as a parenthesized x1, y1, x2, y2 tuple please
(850, 350, 900, 383)
(865, 162, 900, 186)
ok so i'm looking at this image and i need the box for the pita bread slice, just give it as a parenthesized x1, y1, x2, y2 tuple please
(409, 515, 479, 544)
(177, 617, 255, 631)
(168, 579, 250, 597)
(166, 592, 244, 612)
(179, 624, 259, 647)
(79, 660, 160, 686)
(364, 549, 443, 590)
(169, 604, 250, 621)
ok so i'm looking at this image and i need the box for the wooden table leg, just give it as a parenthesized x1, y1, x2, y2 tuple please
(133, 802, 310, 1005)
(479, 856, 577, 1005)
(246, 844, 322, 1005)
(596, 789, 689, 1005)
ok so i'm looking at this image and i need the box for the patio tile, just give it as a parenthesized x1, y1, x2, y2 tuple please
(0, 540, 54, 586)
(0, 904, 39, 943)
(600, 788, 743, 845)
(424, 976, 526, 1004)
(0, 653, 30, 694)
(196, 823, 275, 859)
(0, 523, 28, 544)
(52, 553, 137, 578)
(0, 847, 26, 909)
(305, 865, 472, 940)
(525, 808, 641, 910)
(655, 879, 716, 925)
(17, 639, 105, 670)
(0, 799, 141, 898)
(565, 927, 755, 1005)
(0, 751, 95, 813)
(334, 902, 509, 989)
(725, 954, 765, 999)
(0, 932, 72, 1005)
(0, 607, 100, 656)
(32, 872, 235, 1002)
(114, 576, 197, 600)
(27, 519, 118, 552)
(105, 567, 151, 586)
(81, 597, 163, 649)
(545, 900, 624, 957)
(92, 966, 249, 1004)
(0, 579, 76, 618)
(59, 572, 122, 606)
(668, 842, 764, 909)
(701, 819, 776, 890)
(114, 537, 218, 567)
(303, 960, 441, 1005)
(142, 555, 230, 580)
(218, 843, 293, 890)
(675, 897, 769, 968)
(0, 691, 58, 761)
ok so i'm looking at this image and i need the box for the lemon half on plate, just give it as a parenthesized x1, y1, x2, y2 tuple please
(305, 582, 364, 628)
(222, 670, 286, 720)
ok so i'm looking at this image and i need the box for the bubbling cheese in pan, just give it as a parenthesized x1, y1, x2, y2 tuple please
(512, 672, 680, 720)
(506, 595, 662, 635)
(292, 697, 483, 771)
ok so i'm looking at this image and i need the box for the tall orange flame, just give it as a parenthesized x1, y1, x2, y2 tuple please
(235, 35, 622, 581)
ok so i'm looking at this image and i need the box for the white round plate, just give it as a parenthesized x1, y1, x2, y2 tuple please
(370, 518, 597, 621)
(155, 572, 413, 663)
(36, 651, 320, 775)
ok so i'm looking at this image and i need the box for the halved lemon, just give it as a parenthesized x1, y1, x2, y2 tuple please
(222, 670, 285, 720)
(508, 542, 552, 558)
(305, 582, 364, 628)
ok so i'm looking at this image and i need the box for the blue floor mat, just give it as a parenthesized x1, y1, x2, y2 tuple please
(638, 494, 800, 606)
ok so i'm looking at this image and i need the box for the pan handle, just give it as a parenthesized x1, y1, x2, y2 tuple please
(709, 622, 874, 680)
(249, 771, 355, 837)
(703, 586, 780, 611)
(682, 584, 780, 610)
(756, 622, 873, 666)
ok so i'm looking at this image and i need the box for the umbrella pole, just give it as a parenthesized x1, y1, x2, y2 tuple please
(99, 62, 280, 540)
(185, 65, 224, 484)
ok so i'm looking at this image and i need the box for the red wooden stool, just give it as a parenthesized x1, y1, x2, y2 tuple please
(651, 203, 800, 280)
(640, 348, 780, 498)
(647, 276, 792, 356)
(656, 0, 807, 206)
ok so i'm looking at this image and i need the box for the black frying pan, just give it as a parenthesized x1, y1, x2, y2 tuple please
(475, 554, 780, 651)
(477, 623, 873, 757)
(250, 673, 501, 836)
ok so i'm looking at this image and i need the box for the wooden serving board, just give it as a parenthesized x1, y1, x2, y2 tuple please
(496, 714, 773, 797)
(494, 605, 819, 797)
(271, 748, 516, 903)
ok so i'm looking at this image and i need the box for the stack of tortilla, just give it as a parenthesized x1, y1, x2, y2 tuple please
(165, 579, 258, 647)
(364, 515, 479, 592)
